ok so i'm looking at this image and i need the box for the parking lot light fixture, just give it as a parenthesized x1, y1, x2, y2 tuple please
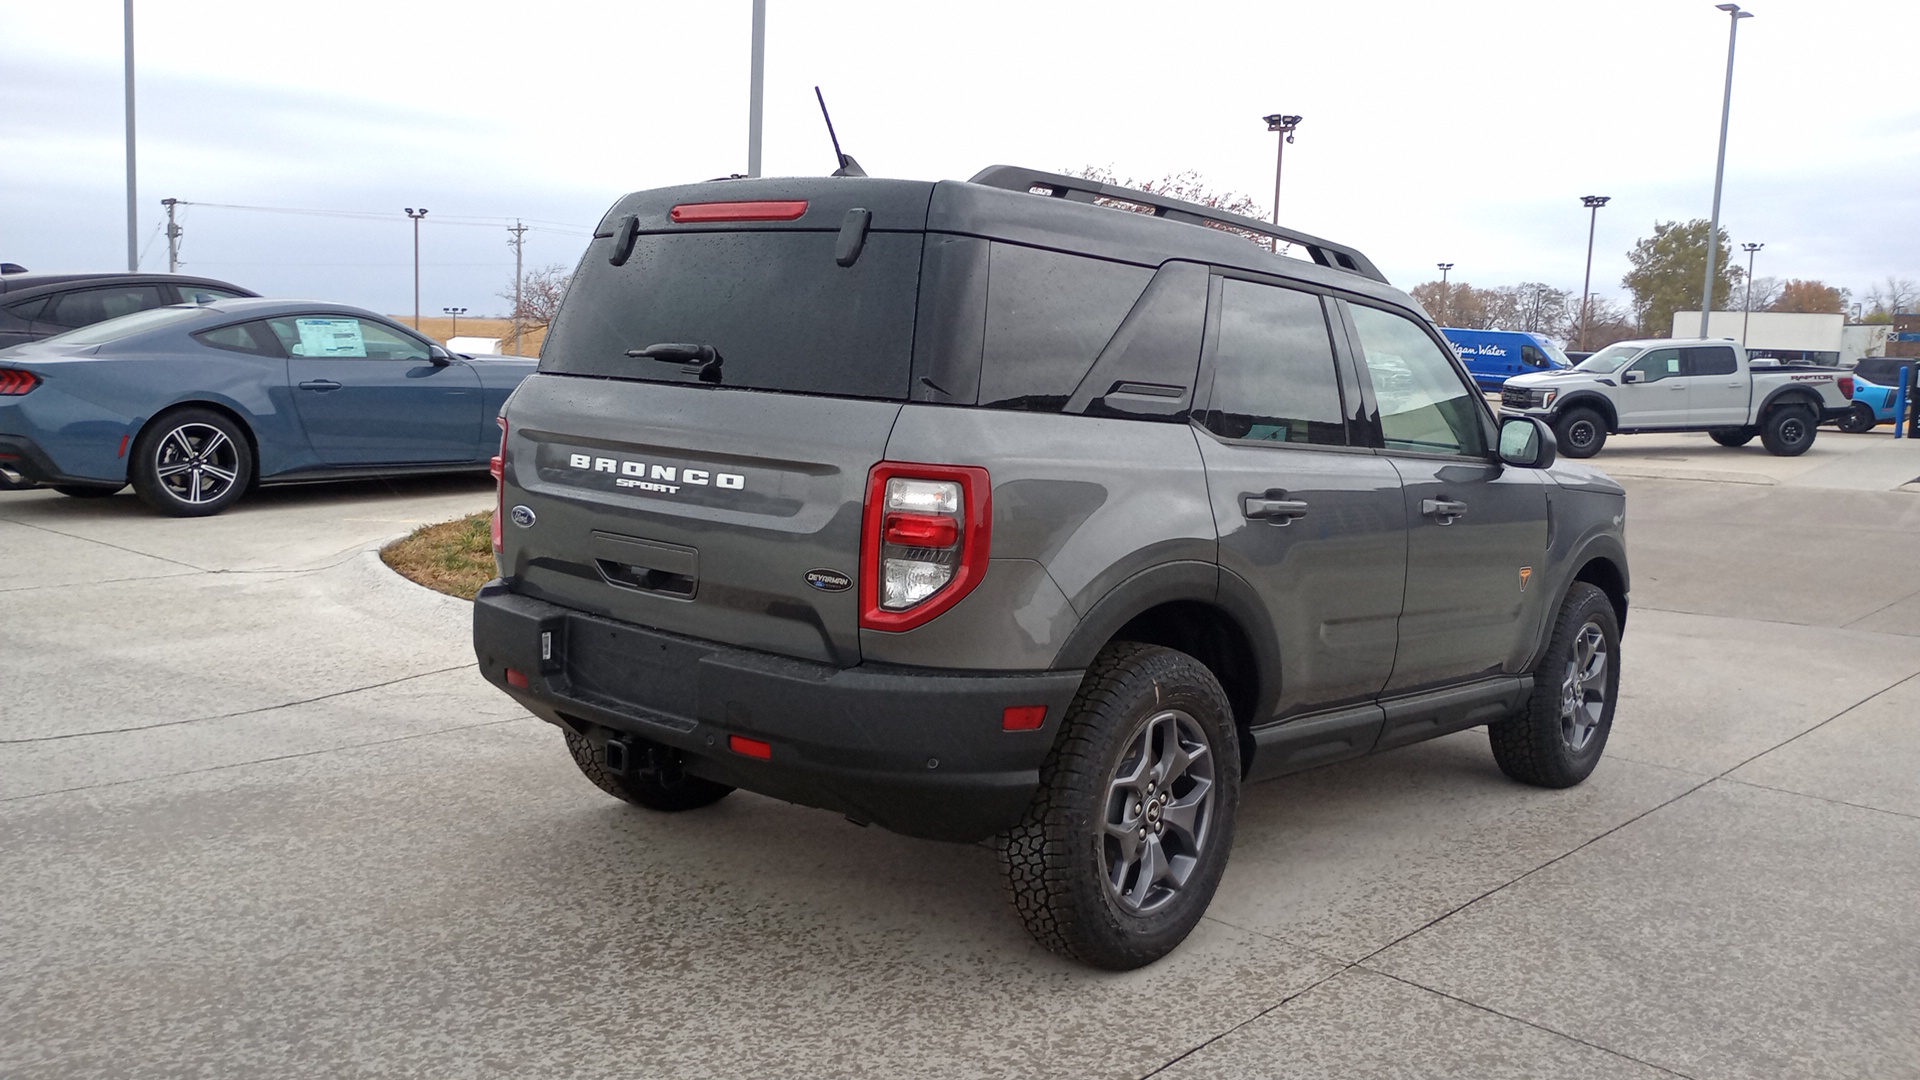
(1578, 196, 1611, 350)
(405, 208, 429, 329)
(1261, 113, 1304, 225)
(1437, 263, 1454, 325)
(1740, 242, 1763, 344)
(1700, 2, 1754, 338)
(442, 306, 467, 339)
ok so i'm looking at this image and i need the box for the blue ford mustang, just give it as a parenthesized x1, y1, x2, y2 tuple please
(0, 298, 535, 515)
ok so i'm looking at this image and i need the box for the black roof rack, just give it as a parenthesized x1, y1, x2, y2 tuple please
(967, 165, 1387, 285)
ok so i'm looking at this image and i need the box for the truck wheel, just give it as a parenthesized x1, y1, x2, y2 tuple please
(997, 641, 1240, 970)
(129, 407, 253, 517)
(1489, 582, 1620, 789)
(1760, 404, 1817, 456)
(563, 728, 734, 812)
(1553, 408, 1607, 458)
(1835, 403, 1878, 434)
(1709, 428, 1756, 447)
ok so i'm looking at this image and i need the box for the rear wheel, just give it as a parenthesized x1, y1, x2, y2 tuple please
(563, 728, 734, 812)
(1835, 403, 1878, 434)
(1760, 404, 1817, 456)
(997, 641, 1240, 970)
(1490, 582, 1620, 789)
(52, 484, 125, 498)
(1553, 407, 1607, 458)
(129, 408, 253, 516)
(1708, 428, 1756, 448)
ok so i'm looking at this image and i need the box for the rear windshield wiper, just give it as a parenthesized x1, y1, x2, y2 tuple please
(625, 342, 724, 384)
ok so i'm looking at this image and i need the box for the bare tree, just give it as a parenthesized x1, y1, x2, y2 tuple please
(1731, 275, 1782, 313)
(499, 263, 572, 335)
(1068, 166, 1272, 249)
(1865, 276, 1918, 322)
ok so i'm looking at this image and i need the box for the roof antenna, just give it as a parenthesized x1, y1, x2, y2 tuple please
(814, 86, 867, 177)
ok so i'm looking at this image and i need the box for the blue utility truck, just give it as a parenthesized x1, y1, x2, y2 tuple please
(1443, 328, 1571, 389)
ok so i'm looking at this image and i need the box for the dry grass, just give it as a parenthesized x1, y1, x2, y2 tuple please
(381, 512, 495, 600)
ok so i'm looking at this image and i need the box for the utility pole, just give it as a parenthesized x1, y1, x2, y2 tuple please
(404, 207, 428, 329)
(747, 0, 766, 177)
(162, 198, 181, 272)
(1578, 195, 1611, 350)
(124, 0, 138, 271)
(1740, 241, 1763, 344)
(1700, 3, 1754, 338)
(507, 220, 528, 354)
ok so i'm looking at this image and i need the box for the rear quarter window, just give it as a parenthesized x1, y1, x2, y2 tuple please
(977, 244, 1152, 411)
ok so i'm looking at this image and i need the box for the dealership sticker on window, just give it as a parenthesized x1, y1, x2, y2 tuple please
(294, 318, 367, 358)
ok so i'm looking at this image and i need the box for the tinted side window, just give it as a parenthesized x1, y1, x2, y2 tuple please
(978, 244, 1152, 411)
(1201, 279, 1347, 446)
(1521, 344, 1548, 367)
(1349, 304, 1488, 456)
(1629, 348, 1682, 382)
(7, 297, 50, 322)
(47, 285, 166, 328)
(1685, 346, 1737, 376)
(178, 286, 246, 303)
(194, 321, 282, 357)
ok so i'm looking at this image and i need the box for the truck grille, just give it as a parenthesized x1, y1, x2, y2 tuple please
(1501, 387, 1535, 411)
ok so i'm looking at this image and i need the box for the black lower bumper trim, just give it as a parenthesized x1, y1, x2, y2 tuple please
(472, 582, 1085, 842)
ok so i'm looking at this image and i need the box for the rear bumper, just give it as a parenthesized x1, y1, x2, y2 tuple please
(472, 582, 1085, 842)
(0, 434, 79, 486)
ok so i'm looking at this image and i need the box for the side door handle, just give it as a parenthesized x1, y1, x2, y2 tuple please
(1242, 494, 1310, 524)
(298, 379, 343, 393)
(1421, 498, 1468, 524)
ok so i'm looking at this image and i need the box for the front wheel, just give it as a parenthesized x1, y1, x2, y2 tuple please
(997, 641, 1240, 970)
(129, 408, 253, 516)
(1553, 407, 1607, 458)
(1709, 428, 1756, 448)
(1760, 405, 1817, 456)
(1490, 582, 1621, 789)
(1835, 403, 1878, 434)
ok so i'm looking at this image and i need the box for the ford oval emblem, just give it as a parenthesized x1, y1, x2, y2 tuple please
(804, 568, 852, 592)
(509, 505, 536, 528)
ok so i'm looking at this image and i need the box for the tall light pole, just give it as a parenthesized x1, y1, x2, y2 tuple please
(1437, 262, 1455, 325)
(442, 306, 467, 339)
(1740, 241, 1763, 344)
(404, 208, 428, 329)
(1261, 113, 1303, 225)
(747, 0, 766, 177)
(1700, 3, 1754, 338)
(123, 0, 137, 271)
(1578, 195, 1611, 350)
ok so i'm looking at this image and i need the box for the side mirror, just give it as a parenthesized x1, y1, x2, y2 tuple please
(1622, 370, 1644, 384)
(427, 345, 453, 366)
(1498, 415, 1558, 469)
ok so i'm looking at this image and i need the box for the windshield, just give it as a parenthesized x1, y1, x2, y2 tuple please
(1540, 340, 1573, 368)
(1575, 343, 1644, 373)
(38, 305, 205, 347)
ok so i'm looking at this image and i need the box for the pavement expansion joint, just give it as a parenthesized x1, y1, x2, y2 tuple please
(0, 663, 479, 745)
(3, 517, 213, 573)
(1715, 776, 1920, 823)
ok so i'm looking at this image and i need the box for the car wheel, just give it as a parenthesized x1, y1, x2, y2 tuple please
(997, 641, 1240, 970)
(129, 408, 253, 517)
(1708, 428, 1756, 447)
(1552, 407, 1607, 458)
(563, 728, 734, 812)
(1489, 582, 1620, 789)
(1835, 403, 1878, 434)
(52, 484, 126, 498)
(1760, 404, 1818, 457)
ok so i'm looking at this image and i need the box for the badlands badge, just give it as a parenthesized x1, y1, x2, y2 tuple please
(1518, 566, 1534, 593)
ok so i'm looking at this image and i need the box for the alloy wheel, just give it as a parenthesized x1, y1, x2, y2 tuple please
(1103, 708, 1216, 914)
(1560, 621, 1609, 752)
(153, 422, 240, 506)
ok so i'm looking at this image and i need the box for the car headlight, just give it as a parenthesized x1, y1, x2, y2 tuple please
(1541, 389, 1557, 407)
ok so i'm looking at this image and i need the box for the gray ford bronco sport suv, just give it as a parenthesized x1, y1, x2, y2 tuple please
(473, 167, 1629, 969)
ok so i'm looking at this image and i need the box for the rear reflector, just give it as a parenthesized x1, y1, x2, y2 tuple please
(505, 667, 529, 689)
(670, 200, 808, 223)
(491, 417, 508, 555)
(0, 369, 39, 395)
(728, 734, 773, 759)
(1002, 705, 1048, 731)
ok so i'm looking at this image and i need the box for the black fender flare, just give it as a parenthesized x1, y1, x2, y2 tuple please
(1051, 560, 1283, 723)
(1552, 392, 1618, 431)
(1527, 532, 1630, 670)
(1756, 385, 1822, 418)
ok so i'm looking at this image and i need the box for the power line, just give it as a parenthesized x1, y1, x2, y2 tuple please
(170, 200, 593, 235)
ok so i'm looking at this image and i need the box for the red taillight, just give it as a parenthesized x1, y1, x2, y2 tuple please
(728, 734, 773, 760)
(669, 200, 808, 223)
(0, 369, 39, 395)
(1002, 705, 1048, 731)
(491, 416, 508, 555)
(860, 462, 992, 632)
(505, 667, 529, 689)
(1839, 376, 1854, 400)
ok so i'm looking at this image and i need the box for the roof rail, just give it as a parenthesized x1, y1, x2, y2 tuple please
(967, 166, 1387, 284)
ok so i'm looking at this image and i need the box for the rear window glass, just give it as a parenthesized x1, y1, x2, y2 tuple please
(540, 230, 924, 400)
(38, 305, 203, 346)
(1854, 357, 1916, 385)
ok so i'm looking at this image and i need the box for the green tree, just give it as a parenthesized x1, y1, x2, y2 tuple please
(1769, 279, 1848, 314)
(1621, 219, 1734, 335)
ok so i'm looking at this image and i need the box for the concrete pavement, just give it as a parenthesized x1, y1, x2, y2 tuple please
(3, 463, 1918, 1080)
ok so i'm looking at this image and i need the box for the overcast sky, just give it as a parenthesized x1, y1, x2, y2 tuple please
(3, 0, 1915, 324)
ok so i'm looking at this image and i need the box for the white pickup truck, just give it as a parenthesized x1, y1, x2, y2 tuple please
(1500, 337, 1855, 458)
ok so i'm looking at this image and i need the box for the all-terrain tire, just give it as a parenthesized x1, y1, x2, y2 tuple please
(1835, 403, 1878, 434)
(996, 641, 1240, 970)
(1760, 404, 1818, 457)
(129, 407, 253, 516)
(563, 728, 734, 812)
(1708, 428, 1756, 448)
(1553, 407, 1607, 458)
(52, 484, 125, 498)
(1489, 582, 1621, 789)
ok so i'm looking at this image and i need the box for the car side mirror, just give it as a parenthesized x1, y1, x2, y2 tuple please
(427, 345, 453, 366)
(1498, 416, 1557, 469)
(1622, 370, 1644, 384)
